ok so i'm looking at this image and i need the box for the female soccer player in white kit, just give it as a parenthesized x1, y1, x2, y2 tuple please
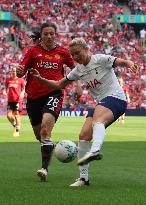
(29, 38, 139, 186)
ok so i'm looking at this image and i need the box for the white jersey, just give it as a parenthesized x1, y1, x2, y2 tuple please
(66, 54, 126, 103)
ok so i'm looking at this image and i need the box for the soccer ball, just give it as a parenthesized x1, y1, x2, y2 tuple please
(54, 140, 78, 163)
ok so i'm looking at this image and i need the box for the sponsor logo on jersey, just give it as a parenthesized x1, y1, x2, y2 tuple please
(37, 60, 58, 69)
(86, 79, 101, 89)
(55, 54, 61, 59)
(9, 83, 18, 88)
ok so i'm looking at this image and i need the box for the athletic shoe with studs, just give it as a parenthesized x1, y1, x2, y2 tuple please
(77, 151, 103, 166)
(37, 168, 48, 182)
(70, 178, 89, 187)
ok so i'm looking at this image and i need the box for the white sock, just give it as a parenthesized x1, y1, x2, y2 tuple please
(16, 125, 20, 132)
(90, 122, 106, 153)
(13, 122, 16, 127)
(78, 140, 90, 181)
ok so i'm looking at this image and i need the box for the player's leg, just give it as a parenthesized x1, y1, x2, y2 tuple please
(37, 91, 63, 181)
(13, 111, 21, 137)
(7, 110, 16, 127)
(117, 115, 121, 123)
(7, 102, 16, 127)
(12, 102, 22, 137)
(121, 113, 125, 124)
(78, 96, 127, 165)
(26, 96, 47, 180)
(70, 117, 92, 187)
(36, 112, 55, 181)
(31, 91, 63, 181)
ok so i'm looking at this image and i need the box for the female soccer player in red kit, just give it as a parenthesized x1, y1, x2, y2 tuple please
(16, 22, 75, 181)
(4, 67, 25, 137)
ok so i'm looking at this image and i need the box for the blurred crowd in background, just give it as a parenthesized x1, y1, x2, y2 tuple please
(0, 0, 146, 111)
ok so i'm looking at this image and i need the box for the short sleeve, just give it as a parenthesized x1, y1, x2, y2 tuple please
(63, 49, 75, 69)
(21, 48, 33, 69)
(99, 54, 116, 69)
(66, 68, 80, 81)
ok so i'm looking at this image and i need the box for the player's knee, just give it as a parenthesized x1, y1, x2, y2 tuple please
(7, 113, 12, 118)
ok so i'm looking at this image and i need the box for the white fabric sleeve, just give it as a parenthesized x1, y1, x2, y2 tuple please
(99, 54, 116, 69)
(66, 68, 80, 81)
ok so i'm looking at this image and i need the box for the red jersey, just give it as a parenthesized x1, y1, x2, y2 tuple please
(21, 45, 75, 99)
(5, 77, 25, 102)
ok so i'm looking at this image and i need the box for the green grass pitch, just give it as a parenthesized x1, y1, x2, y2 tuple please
(0, 116, 146, 205)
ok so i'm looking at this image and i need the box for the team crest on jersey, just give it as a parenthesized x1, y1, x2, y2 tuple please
(45, 55, 53, 59)
(55, 54, 61, 59)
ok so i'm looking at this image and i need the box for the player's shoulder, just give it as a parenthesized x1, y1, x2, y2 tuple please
(55, 45, 70, 55)
(92, 54, 115, 64)
(93, 53, 107, 59)
(6, 77, 11, 82)
(18, 77, 25, 82)
(90, 54, 106, 65)
(25, 45, 41, 53)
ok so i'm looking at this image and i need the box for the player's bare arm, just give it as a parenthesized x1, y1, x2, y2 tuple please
(2, 89, 7, 96)
(19, 88, 25, 99)
(115, 58, 139, 73)
(16, 65, 27, 78)
(75, 80, 83, 98)
(29, 68, 71, 89)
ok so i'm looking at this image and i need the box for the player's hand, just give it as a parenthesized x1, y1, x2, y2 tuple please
(16, 65, 26, 77)
(29, 68, 41, 80)
(127, 61, 140, 73)
(2, 89, 7, 96)
(19, 93, 24, 100)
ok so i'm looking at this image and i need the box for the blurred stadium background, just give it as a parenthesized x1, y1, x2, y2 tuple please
(0, 0, 146, 116)
(0, 1, 146, 204)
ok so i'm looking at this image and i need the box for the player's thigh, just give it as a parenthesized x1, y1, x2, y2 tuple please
(93, 105, 114, 125)
(93, 96, 127, 126)
(13, 110, 20, 116)
(7, 109, 13, 117)
(26, 96, 46, 126)
(7, 102, 15, 115)
(42, 91, 63, 136)
(43, 91, 63, 121)
(79, 117, 93, 141)
(26, 97, 45, 140)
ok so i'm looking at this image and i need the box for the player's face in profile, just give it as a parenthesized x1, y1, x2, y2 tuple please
(70, 45, 88, 64)
(41, 27, 56, 46)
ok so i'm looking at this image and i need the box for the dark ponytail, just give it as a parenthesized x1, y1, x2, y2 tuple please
(30, 31, 41, 43)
